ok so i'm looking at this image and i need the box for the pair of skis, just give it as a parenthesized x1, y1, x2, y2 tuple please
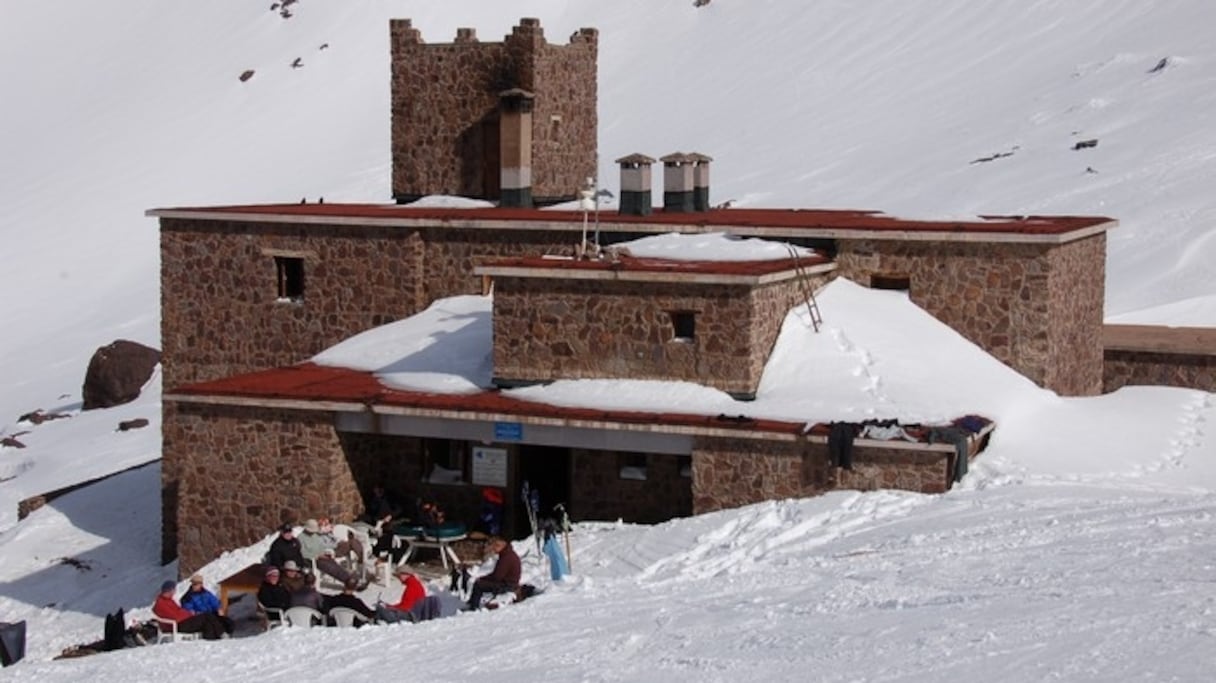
(521, 481, 574, 574)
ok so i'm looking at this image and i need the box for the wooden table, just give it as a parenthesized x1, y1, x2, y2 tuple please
(218, 563, 267, 613)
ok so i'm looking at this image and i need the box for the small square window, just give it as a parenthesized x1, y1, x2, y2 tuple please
(275, 256, 305, 301)
(669, 311, 696, 342)
(676, 455, 691, 479)
(424, 439, 470, 485)
(618, 453, 648, 481)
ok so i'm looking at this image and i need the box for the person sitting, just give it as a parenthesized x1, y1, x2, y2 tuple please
(375, 569, 448, 622)
(324, 577, 376, 626)
(299, 518, 367, 588)
(180, 573, 235, 634)
(256, 566, 291, 624)
(363, 484, 399, 524)
(266, 523, 305, 570)
(152, 580, 230, 640)
(289, 571, 325, 612)
(465, 535, 521, 610)
(280, 560, 306, 593)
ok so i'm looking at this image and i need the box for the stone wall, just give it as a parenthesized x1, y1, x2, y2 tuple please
(1104, 350, 1216, 393)
(390, 19, 597, 204)
(160, 219, 425, 389)
(162, 403, 362, 576)
(691, 437, 956, 513)
(834, 235, 1106, 396)
(491, 277, 810, 396)
(421, 228, 580, 301)
(691, 437, 808, 513)
(1045, 235, 1105, 395)
(570, 449, 693, 524)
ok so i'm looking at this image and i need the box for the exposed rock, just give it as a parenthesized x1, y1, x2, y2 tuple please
(1, 436, 25, 449)
(1148, 57, 1169, 74)
(1073, 138, 1098, 150)
(81, 340, 161, 410)
(239, 69, 255, 82)
(291, 57, 303, 69)
(18, 409, 69, 425)
(118, 418, 150, 432)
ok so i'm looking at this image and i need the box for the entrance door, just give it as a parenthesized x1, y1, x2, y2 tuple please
(513, 445, 570, 540)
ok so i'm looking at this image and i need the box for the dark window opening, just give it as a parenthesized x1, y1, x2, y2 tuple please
(870, 273, 910, 291)
(676, 455, 692, 479)
(618, 452, 648, 481)
(669, 311, 696, 341)
(276, 256, 305, 301)
(423, 438, 470, 485)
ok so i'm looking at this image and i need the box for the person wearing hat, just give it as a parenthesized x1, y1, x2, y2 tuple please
(152, 579, 228, 640)
(280, 560, 307, 593)
(298, 518, 367, 589)
(464, 535, 521, 611)
(180, 573, 235, 636)
(266, 522, 306, 571)
(256, 565, 291, 624)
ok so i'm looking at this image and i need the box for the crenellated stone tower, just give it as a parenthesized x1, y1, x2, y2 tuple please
(390, 18, 598, 206)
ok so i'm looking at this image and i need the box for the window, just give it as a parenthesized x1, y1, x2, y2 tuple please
(870, 273, 910, 291)
(676, 455, 691, 479)
(669, 311, 696, 342)
(618, 453, 648, 481)
(275, 256, 305, 301)
(423, 439, 470, 485)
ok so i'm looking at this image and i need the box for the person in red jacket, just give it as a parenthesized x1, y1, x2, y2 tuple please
(375, 569, 430, 623)
(465, 535, 521, 610)
(152, 580, 230, 640)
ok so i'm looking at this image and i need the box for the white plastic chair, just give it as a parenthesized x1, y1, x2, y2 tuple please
(152, 616, 200, 643)
(329, 607, 372, 628)
(284, 606, 324, 629)
(258, 601, 285, 631)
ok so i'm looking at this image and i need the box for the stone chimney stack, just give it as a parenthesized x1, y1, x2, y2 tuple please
(498, 88, 535, 208)
(660, 152, 694, 213)
(688, 153, 713, 211)
(616, 153, 655, 216)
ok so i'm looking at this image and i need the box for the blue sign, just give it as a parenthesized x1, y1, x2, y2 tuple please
(493, 421, 523, 442)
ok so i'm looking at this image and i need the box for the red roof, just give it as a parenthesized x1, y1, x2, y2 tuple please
(150, 203, 1114, 237)
(170, 363, 806, 436)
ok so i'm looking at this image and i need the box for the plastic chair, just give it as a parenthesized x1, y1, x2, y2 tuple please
(152, 616, 200, 643)
(257, 601, 285, 631)
(329, 607, 372, 628)
(283, 606, 324, 629)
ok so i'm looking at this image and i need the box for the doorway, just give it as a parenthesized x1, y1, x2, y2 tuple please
(513, 445, 570, 540)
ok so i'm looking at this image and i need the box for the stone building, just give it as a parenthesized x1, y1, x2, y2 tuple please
(390, 18, 598, 206)
(148, 17, 1129, 575)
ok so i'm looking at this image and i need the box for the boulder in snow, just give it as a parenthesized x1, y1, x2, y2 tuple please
(81, 340, 160, 410)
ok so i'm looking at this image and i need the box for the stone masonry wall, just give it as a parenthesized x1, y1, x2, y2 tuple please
(163, 402, 362, 576)
(691, 437, 954, 514)
(422, 228, 580, 301)
(570, 449, 692, 524)
(390, 19, 597, 203)
(492, 277, 808, 396)
(1104, 350, 1216, 393)
(1045, 234, 1106, 395)
(834, 236, 1105, 396)
(160, 219, 425, 389)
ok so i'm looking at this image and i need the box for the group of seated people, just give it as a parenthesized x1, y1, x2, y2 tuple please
(151, 574, 235, 640)
(152, 496, 525, 638)
(254, 514, 523, 628)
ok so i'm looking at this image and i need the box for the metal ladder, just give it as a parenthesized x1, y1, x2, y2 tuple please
(785, 244, 823, 332)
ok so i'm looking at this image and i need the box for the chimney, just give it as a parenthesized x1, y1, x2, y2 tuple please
(498, 88, 535, 208)
(615, 153, 655, 216)
(688, 153, 713, 211)
(660, 152, 694, 212)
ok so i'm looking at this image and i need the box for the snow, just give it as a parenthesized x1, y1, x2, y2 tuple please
(616, 232, 819, 262)
(2, 0, 1216, 679)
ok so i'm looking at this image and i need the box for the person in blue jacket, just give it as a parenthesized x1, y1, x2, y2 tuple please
(180, 573, 234, 636)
